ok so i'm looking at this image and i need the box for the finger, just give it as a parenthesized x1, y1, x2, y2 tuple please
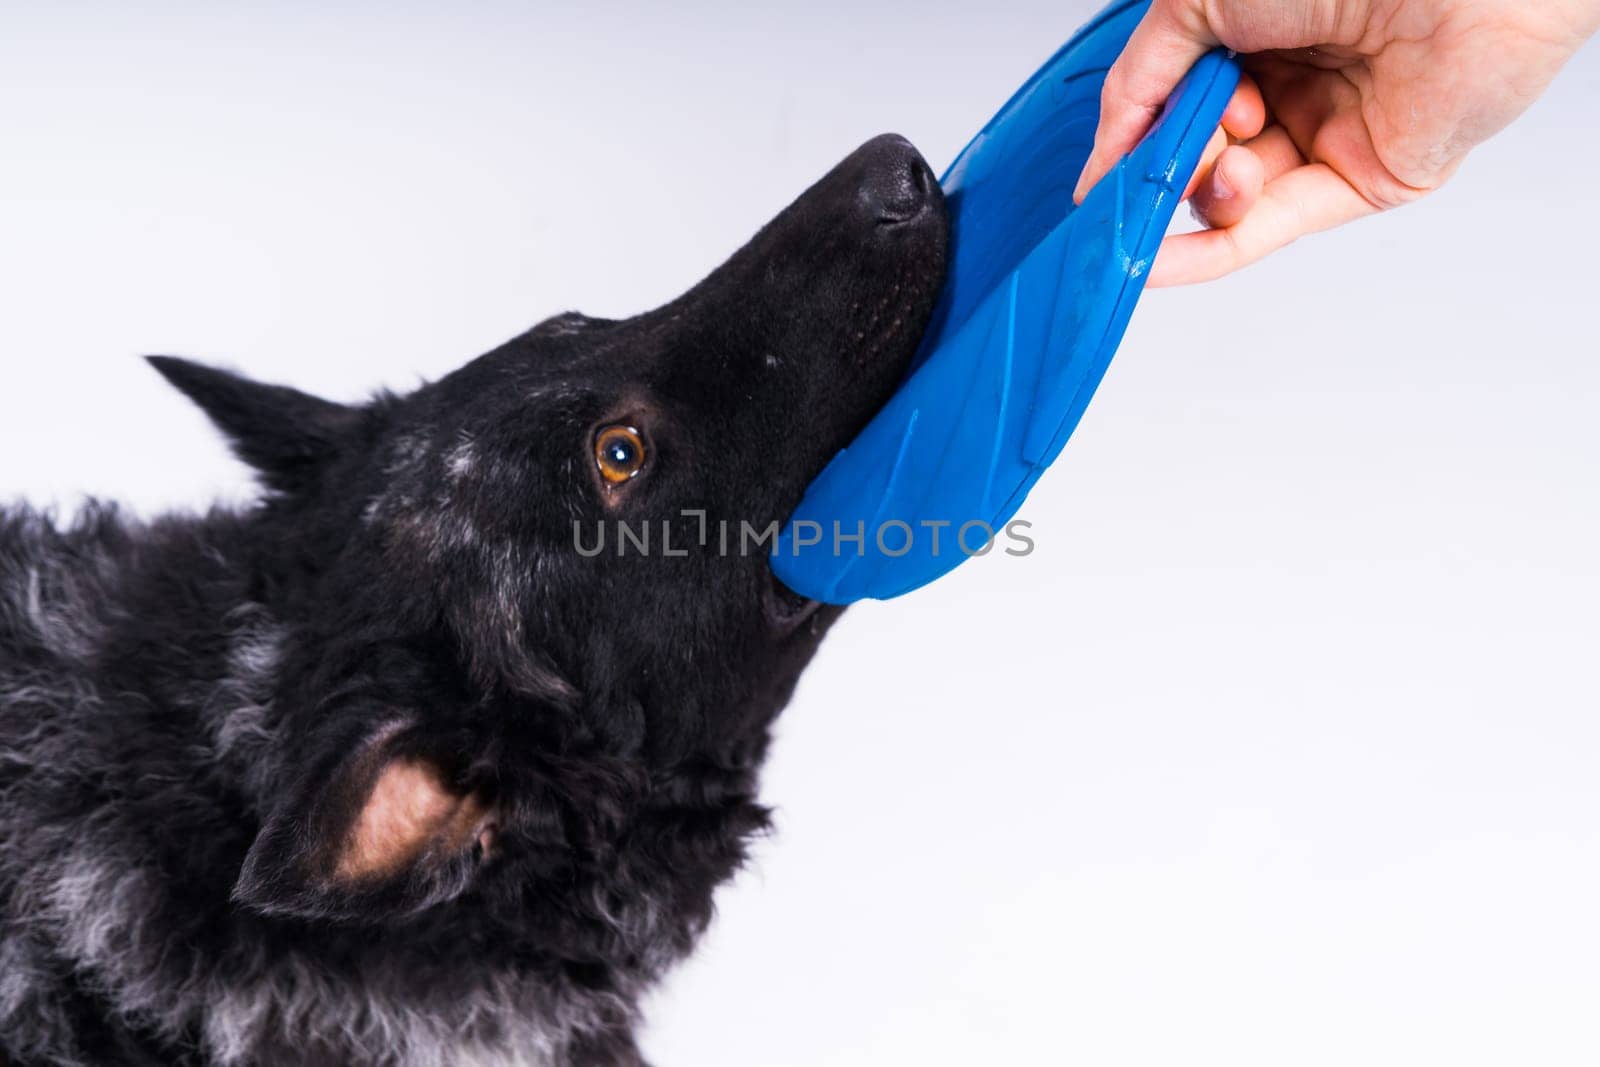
(1248, 55, 1433, 209)
(1184, 74, 1270, 201)
(1148, 162, 1380, 287)
(1243, 125, 1305, 184)
(1184, 125, 1230, 200)
(1220, 74, 1266, 141)
(1185, 124, 1296, 216)
(1074, 0, 1218, 202)
(1190, 144, 1264, 229)
(1243, 55, 1344, 163)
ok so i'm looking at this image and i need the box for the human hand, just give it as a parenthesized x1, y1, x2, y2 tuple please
(1074, 0, 1600, 286)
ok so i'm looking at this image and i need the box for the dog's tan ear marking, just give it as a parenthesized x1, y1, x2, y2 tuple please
(232, 722, 500, 921)
(334, 757, 494, 884)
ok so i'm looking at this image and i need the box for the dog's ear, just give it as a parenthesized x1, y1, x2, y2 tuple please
(232, 722, 497, 922)
(146, 356, 364, 493)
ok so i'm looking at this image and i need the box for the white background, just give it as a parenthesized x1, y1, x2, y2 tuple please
(2, 3, 1598, 1064)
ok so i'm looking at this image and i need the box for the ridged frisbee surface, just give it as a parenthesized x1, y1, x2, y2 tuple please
(773, 0, 1240, 603)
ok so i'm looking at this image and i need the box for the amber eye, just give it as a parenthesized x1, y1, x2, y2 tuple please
(594, 424, 647, 485)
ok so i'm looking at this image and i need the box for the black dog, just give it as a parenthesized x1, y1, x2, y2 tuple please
(0, 134, 948, 1066)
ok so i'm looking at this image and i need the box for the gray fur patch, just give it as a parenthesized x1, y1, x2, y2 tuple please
(0, 507, 632, 1065)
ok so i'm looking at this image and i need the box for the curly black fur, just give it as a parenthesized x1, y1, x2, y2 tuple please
(0, 135, 947, 1066)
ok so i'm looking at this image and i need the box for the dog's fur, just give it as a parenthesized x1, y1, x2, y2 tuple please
(0, 135, 947, 1066)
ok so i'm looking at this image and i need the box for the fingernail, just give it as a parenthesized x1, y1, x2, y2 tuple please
(1211, 170, 1235, 201)
(1073, 151, 1099, 203)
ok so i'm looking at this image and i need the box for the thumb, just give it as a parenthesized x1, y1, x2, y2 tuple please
(1073, 0, 1219, 203)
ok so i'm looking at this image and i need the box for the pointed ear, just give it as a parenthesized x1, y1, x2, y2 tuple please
(233, 722, 498, 922)
(146, 356, 363, 493)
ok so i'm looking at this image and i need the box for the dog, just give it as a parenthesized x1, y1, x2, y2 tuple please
(0, 133, 948, 1066)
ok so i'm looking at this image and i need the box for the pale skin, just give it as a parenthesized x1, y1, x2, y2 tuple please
(1073, 0, 1600, 286)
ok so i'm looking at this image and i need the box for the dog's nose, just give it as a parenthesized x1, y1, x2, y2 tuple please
(856, 133, 936, 227)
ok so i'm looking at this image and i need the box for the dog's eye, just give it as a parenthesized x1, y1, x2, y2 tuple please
(594, 425, 647, 485)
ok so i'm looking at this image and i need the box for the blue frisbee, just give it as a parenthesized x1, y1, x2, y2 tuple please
(773, 0, 1240, 603)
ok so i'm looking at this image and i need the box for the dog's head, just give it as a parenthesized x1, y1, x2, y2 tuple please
(149, 134, 947, 927)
